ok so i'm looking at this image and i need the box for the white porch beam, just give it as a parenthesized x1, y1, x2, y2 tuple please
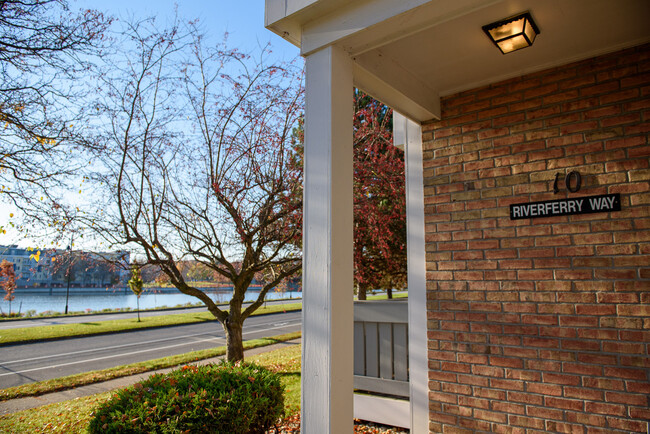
(301, 0, 430, 56)
(302, 45, 354, 433)
(300, 0, 495, 57)
(394, 112, 428, 434)
(354, 62, 440, 122)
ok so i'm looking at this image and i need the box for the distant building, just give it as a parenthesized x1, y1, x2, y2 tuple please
(0, 245, 130, 289)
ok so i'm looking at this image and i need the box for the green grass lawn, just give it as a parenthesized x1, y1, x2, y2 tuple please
(0, 343, 302, 433)
(0, 302, 302, 345)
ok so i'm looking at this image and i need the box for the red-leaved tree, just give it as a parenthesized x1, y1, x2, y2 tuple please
(353, 90, 407, 300)
(292, 90, 407, 300)
(0, 260, 17, 315)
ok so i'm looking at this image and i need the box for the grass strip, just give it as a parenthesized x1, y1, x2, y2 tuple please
(0, 331, 301, 402)
(366, 292, 407, 300)
(0, 342, 303, 434)
(0, 302, 302, 345)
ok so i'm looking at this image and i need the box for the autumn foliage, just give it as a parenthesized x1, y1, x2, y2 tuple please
(353, 91, 407, 299)
(0, 260, 16, 301)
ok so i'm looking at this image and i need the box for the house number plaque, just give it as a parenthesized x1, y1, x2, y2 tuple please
(509, 171, 621, 220)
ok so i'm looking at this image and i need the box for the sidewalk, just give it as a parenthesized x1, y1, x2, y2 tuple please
(0, 339, 301, 416)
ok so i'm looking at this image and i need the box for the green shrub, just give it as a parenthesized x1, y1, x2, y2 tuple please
(88, 362, 285, 434)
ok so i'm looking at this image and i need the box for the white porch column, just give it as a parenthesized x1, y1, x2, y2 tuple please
(302, 45, 354, 433)
(395, 112, 428, 433)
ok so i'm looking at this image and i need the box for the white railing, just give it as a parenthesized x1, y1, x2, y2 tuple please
(353, 299, 410, 429)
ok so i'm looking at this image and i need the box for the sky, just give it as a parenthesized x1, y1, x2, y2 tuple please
(0, 0, 301, 249)
(80, 0, 299, 60)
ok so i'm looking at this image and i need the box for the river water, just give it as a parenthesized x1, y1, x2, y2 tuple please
(1, 288, 301, 315)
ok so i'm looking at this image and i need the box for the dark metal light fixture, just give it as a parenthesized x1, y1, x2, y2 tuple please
(483, 12, 540, 54)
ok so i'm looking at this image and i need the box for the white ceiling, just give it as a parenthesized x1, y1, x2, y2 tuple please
(361, 0, 650, 97)
(267, 0, 650, 121)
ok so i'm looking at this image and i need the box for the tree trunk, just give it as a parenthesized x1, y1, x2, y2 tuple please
(358, 283, 368, 300)
(224, 318, 244, 362)
(387, 287, 393, 299)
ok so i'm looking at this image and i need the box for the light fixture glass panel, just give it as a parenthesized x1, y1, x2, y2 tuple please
(524, 21, 537, 44)
(497, 35, 529, 54)
(488, 16, 525, 41)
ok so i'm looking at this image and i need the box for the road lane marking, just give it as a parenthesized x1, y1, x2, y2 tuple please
(0, 332, 222, 366)
(0, 337, 226, 377)
(0, 322, 300, 378)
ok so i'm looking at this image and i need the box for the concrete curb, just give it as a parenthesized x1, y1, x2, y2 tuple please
(0, 338, 301, 416)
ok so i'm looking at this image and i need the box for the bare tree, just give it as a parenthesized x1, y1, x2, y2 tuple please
(0, 0, 110, 221)
(83, 20, 303, 361)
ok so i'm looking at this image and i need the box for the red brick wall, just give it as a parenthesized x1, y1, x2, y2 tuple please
(422, 44, 649, 433)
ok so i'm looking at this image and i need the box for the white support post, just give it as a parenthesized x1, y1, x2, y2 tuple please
(302, 45, 354, 433)
(394, 112, 428, 433)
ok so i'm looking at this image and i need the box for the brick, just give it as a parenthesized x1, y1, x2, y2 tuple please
(576, 330, 618, 343)
(492, 401, 526, 415)
(606, 417, 649, 433)
(600, 317, 644, 329)
(566, 411, 607, 428)
(629, 406, 650, 420)
(575, 304, 616, 316)
(564, 386, 604, 401)
(619, 330, 650, 341)
(508, 415, 545, 429)
(527, 406, 565, 421)
(535, 235, 571, 246)
(474, 387, 507, 401)
(556, 293, 595, 303)
(555, 270, 592, 280)
(545, 397, 584, 411)
(596, 244, 637, 256)
(502, 302, 536, 313)
(602, 341, 646, 354)
(539, 326, 577, 338)
(429, 411, 457, 425)
(541, 372, 582, 387)
(560, 315, 599, 327)
(456, 374, 489, 387)
(617, 305, 650, 316)
(561, 339, 601, 351)
(573, 233, 613, 244)
(545, 421, 585, 433)
(573, 258, 613, 268)
(582, 377, 625, 390)
(458, 395, 490, 409)
(518, 270, 553, 280)
(562, 363, 603, 376)
(509, 391, 544, 406)
(605, 391, 648, 406)
(489, 356, 524, 369)
(584, 402, 626, 417)
(603, 367, 647, 380)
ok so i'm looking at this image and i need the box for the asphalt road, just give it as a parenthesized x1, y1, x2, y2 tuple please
(0, 298, 300, 330)
(0, 311, 301, 389)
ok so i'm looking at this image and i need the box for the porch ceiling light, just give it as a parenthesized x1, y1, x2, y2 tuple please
(483, 12, 540, 54)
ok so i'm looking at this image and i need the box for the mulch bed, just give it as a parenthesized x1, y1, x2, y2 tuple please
(269, 414, 409, 433)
